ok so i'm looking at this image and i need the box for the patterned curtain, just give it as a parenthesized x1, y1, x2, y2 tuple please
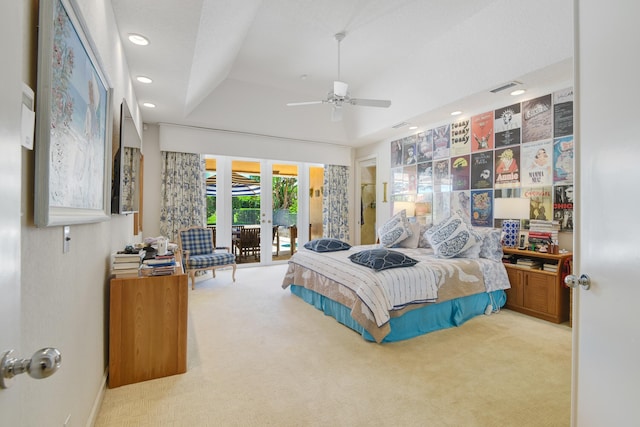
(322, 164, 350, 240)
(160, 151, 206, 242)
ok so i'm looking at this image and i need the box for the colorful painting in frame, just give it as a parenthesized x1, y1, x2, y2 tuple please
(35, 0, 111, 226)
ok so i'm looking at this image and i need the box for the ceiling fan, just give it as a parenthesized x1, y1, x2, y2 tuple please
(286, 32, 392, 121)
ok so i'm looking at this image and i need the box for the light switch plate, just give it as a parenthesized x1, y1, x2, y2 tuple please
(63, 226, 70, 253)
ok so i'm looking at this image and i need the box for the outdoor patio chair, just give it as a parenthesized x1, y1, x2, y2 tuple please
(178, 226, 236, 290)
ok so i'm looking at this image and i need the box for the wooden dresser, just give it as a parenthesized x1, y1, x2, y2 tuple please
(108, 272, 188, 388)
(502, 247, 572, 324)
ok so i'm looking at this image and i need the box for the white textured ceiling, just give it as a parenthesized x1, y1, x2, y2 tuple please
(111, 0, 573, 147)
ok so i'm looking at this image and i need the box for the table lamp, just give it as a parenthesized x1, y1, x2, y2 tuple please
(494, 198, 530, 248)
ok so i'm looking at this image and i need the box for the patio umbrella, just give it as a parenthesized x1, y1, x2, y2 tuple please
(206, 172, 261, 196)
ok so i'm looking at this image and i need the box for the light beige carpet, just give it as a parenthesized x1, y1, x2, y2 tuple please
(95, 264, 571, 427)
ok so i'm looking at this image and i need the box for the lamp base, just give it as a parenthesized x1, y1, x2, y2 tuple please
(502, 220, 520, 247)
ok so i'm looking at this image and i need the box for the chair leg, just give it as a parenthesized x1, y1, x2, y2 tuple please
(231, 263, 236, 282)
(190, 272, 196, 290)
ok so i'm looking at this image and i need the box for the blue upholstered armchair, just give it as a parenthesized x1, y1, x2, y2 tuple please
(178, 227, 236, 290)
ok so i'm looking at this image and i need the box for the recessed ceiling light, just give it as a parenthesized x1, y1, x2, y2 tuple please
(136, 76, 153, 84)
(142, 102, 156, 108)
(451, 111, 462, 116)
(128, 33, 149, 46)
(409, 126, 418, 130)
(510, 89, 526, 96)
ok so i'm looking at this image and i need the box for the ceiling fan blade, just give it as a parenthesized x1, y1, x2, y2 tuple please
(286, 101, 325, 107)
(334, 81, 348, 97)
(331, 105, 343, 122)
(349, 98, 392, 108)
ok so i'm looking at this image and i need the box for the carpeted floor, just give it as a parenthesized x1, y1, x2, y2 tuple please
(95, 264, 571, 427)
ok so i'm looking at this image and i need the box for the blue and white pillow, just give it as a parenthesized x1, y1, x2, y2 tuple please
(349, 248, 418, 271)
(377, 210, 412, 247)
(304, 238, 351, 253)
(476, 227, 504, 262)
(425, 213, 481, 258)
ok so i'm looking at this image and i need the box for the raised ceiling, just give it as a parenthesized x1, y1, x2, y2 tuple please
(111, 0, 573, 148)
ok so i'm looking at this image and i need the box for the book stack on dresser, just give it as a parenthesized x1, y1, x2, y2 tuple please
(111, 249, 145, 278)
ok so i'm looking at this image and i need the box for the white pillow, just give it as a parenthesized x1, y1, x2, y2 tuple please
(397, 222, 421, 249)
(378, 210, 412, 247)
(425, 213, 481, 258)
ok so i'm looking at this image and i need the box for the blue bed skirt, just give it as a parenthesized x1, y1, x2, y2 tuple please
(289, 285, 506, 343)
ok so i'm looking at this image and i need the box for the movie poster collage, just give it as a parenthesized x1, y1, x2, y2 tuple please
(390, 87, 574, 231)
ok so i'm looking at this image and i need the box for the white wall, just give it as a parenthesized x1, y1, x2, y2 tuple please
(20, 0, 140, 425)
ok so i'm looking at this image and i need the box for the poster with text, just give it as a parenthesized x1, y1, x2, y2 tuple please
(391, 167, 406, 195)
(553, 136, 574, 184)
(416, 130, 433, 163)
(553, 184, 574, 231)
(471, 189, 493, 227)
(494, 103, 522, 147)
(520, 139, 553, 187)
(391, 139, 403, 167)
(433, 159, 450, 189)
(522, 94, 552, 143)
(452, 190, 472, 223)
(402, 136, 418, 165)
(522, 186, 552, 221)
(433, 124, 451, 159)
(494, 146, 521, 188)
(404, 165, 417, 194)
(471, 111, 494, 151)
(433, 191, 452, 225)
(554, 87, 574, 138)
(417, 162, 433, 194)
(450, 119, 471, 156)
(470, 151, 494, 189)
(451, 155, 470, 191)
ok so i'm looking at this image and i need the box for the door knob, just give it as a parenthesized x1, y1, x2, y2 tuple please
(0, 347, 62, 389)
(564, 274, 591, 290)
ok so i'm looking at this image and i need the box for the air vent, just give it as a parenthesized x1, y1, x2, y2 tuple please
(490, 81, 522, 94)
(392, 122, 409, 129)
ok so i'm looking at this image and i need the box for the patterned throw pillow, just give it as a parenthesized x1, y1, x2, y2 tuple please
(304, 238, 351, 252)
(348, 248, 418, 271)
(425, 213, 481, 258)
(377, 210, 412, 247)
(476, 227, 504, 261)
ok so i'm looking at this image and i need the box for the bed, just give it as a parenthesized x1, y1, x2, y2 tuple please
(281, 239, 510, 343)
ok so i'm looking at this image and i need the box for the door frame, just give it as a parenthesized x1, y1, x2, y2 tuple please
(355, 155, 378, 245)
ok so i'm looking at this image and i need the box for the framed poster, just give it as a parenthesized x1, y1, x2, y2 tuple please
(35, 0, 112, 226)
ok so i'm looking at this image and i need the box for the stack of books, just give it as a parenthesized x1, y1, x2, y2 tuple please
(140, 252, 178, 276)
(528, 219, 560, 244)
(543, 262, 558, 272)
(516, 258, 542, 270)
(111, 250, 145, 278)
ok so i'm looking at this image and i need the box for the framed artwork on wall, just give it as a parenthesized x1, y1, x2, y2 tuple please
(34, 0, 112, 226)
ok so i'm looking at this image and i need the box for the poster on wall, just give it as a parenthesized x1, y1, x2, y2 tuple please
(402, 136, 418, 165)
(433, 159, 450, 189)
(553, 136, 574, 184)
(522, 94, 552, 143)
(553, 87, 574, 138)
(417, 162, 433, 194)
(471, 151, 493, 189)
(521, 139, 553, 187)
(404, 165, 417, 193)
(471, 111, 494, 151)
(450, 119, 471, 156)
(415, 193, 433, 226)
(494, 103, 522, 147)
(451, 155, 470, 190)
(433, 124, 450, 159)
(452, 190, 471, 223)
(553, 184, 574, 231)
(523, 186, 552, 221)
(391, 167, 405, 194)
(494, 146, 521, 188)
(416, 131, 433, 163)
(433, 191, 451, 225)
(470, 189, 493, 227)
(391, 139, 403, 167)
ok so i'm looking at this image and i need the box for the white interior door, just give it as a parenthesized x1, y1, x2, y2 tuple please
(0, 0, 24, 422)
(573, 2, 640, 425)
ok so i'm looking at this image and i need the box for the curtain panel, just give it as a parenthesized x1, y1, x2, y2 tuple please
(160, 151, 206, 241)
(322, 164, 350, 241)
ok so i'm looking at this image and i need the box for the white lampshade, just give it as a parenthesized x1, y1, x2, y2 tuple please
(494, 198, 530, 220)
(392, 201, 415, 217)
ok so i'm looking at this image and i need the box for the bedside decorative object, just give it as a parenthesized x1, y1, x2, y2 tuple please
(494, 198, 530, 248)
